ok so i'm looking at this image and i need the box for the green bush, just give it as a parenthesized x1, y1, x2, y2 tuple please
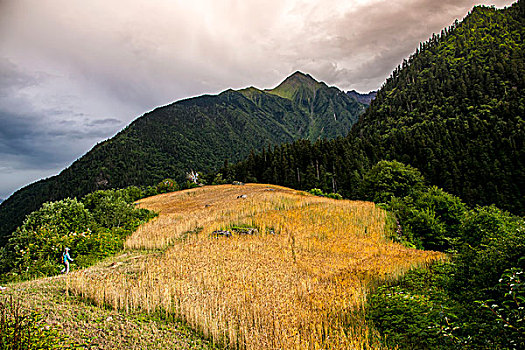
(479, 266, 525, 350)
(452, 206, 525, 301)
(415, 187, 466, 239)
(360, 160, 425, 203)
(18, 199, 93, 238)
(156, 178, 179, 194)
(211, 173, 228, 185)
(387, 187, 466, 251)
(325, 192, 343, 200)
(1, 187, 157, 280)
(307, 188, 342, 199)
(367, 264, 461, 349)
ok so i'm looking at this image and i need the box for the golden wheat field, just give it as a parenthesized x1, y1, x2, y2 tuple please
(67, 184, 442, 349)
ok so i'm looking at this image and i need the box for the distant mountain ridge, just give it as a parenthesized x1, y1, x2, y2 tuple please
(0, 72, 366, 245)
(346, 90, 377, 105)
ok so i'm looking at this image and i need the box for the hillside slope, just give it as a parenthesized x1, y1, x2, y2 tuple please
(0, 72, 365, 246)
(67, 184, 440, 349)
(355, 1, 524, 212)
(227, 1, 525, 215)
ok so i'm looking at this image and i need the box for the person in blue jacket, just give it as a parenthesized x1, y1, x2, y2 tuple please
(61, 247, 74, 274)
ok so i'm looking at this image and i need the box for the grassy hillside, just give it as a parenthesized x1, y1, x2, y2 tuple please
(0, 73, 366, 247)
(61, 184, 441, 349)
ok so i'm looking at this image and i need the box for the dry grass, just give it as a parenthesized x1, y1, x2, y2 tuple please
(68, 184, 442, 349)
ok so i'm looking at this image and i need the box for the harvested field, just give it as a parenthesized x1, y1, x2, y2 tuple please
(68, 184, 442, 349)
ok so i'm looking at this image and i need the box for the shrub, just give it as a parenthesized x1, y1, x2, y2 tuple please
(307, 188, 342, 199)
(414, 186, 467, 242)
(479, 266, 525, 350)
(156, 179, 179, 194)
(452, 206, 525, 302)
(360, 160, 425, 203)
(367, 264, 461, 349)
(388, 187, 466, 251)
(18, 199, 93, 238)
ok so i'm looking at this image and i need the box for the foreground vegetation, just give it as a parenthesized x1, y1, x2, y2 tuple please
(356, 160, 525, 349)
(1, 169, 522, 349)
(68, 184, 440, 349)
(0, 186, 158, 281)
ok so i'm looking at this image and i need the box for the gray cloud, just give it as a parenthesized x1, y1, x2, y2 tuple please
(0, 58, 125, 197)
(0, 0, 517, 198)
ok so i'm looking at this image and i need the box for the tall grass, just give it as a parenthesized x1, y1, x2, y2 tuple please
(68, 184, 441, 349)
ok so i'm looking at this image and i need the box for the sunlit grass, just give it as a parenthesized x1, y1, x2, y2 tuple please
(68, 184, 442, 349)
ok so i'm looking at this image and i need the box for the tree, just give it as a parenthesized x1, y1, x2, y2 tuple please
(360, 160, 425, 203)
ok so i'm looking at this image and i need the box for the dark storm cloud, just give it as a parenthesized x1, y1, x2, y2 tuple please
(0, 58, 125, 197)
(0, 0, 517, 198)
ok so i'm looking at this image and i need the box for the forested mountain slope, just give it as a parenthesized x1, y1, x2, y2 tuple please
(0, 72, 365, 245)
(227, 1, 525, 215)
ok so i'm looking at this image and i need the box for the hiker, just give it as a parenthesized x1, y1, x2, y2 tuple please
(61, 247, 74, 274)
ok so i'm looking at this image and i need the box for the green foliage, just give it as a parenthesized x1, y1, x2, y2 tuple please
(0, 296, 64, 349)
(19, 199, 93, 238)
(360, 160, 425, 203)
(83, 188, 154, 231)
(368, 205, 525, 349)
(388, 186, 467, 250)
(479, 267, 525, 349)
(211, 173, 228, 185)
(389, 198, 446, 250)
(156, 179, 179, 194)
(452, 205, 525, 302)
(0, 187, 157, 280)
(367, 264, 462, 349)
(307, 188, 342, 200)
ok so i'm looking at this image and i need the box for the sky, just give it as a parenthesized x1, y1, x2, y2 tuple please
(0, 0, 517, 200)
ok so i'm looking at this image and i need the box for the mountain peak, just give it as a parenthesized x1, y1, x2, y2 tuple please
(286, 71, 319, 84)
(267, 71, 323, 99)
